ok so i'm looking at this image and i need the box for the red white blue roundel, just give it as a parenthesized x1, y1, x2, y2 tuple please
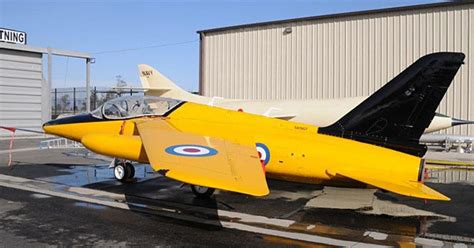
(165, 145, 218, 157)
(256, 143, 270, 166)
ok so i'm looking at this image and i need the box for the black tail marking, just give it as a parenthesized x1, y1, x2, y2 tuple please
(318, 52, 465, 157)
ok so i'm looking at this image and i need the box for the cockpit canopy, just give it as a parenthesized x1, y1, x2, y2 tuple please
(91, 96, 182, 119)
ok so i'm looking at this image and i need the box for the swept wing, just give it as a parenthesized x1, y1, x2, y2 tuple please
(136, 118, 269, 196)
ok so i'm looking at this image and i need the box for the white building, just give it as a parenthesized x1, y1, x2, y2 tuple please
(198, 2, 474, 136)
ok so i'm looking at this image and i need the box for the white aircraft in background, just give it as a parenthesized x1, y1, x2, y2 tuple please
(136, 64, 474, 133)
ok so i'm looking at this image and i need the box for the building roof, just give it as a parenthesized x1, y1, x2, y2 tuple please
(0, 42, 92, 59)
(197, 1, 471, 34)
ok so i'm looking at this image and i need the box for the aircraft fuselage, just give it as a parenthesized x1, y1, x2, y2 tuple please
(43, 102, 423, 188)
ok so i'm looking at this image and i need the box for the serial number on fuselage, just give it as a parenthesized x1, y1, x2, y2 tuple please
(294, 126, 308, 131)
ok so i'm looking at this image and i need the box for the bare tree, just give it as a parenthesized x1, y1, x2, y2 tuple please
(115, 75, 128, 96)
(60, 94, 70, 112)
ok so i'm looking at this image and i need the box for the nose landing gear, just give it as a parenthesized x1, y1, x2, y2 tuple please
(113, 161, 135, 183)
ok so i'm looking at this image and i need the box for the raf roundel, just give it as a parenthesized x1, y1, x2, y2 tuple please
(256, 143, 270, 166)
(165, 145, 218, 157)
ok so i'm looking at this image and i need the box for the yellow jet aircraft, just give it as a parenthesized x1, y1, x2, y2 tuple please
(42, 52, 464, 201)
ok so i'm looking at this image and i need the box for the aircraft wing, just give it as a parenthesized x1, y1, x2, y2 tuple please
(135, 118, 269, 196)
(327, 168, 449, 201)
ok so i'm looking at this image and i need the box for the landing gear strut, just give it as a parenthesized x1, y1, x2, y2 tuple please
(191, 185, 215, 198)
(114, 161, 135, 183)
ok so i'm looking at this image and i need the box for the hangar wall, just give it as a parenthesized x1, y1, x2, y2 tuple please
(0, 43, 91, 136)
(0, 48, 45, 135)
(198, 2, 474, 136)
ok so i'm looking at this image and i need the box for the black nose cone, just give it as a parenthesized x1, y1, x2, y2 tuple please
(43, 113, 100, 127)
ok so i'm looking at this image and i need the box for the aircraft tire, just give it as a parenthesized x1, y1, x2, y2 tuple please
(191, 185, 215, 198)
(124, 162, 135, 181)
(114, 162, 135, 183)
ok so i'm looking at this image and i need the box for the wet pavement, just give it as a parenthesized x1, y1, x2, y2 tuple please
(0, 187, 281, 247)
(0, 139, 473, 247)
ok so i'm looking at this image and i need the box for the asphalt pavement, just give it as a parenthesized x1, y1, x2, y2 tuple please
(0, 138, 472, 247)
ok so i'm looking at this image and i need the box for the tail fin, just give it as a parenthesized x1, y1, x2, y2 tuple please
(319, 52, 465, 157)
(138, 64, 208, 104)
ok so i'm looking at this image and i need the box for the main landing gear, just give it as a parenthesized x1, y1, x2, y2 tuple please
(111, 159, 212, 195)
(113, 160, 135, 183)
(190, 185, 215, 198)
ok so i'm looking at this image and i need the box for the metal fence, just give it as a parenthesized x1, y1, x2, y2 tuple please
(51, 87, 144, 119)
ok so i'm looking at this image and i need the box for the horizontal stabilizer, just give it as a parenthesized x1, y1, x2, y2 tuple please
(327, 168, 449, 201)
(452, 118, 474, 127)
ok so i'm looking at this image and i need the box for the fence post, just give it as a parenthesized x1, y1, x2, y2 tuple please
(130, 88, 133, 96)
(47, 48, 52, 122)
(92, 86, 97, 110)
(86, 58, 91, 112)
(73, 87, 76, 114)
(54, 88, 57, 116)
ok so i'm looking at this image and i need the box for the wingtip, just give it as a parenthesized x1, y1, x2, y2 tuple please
(440, 196, 451, 201)
(429, 194, 450, 201)
(410, 192, 450, 201)
(243, 183, 270, 197)
(250, 190, 270, 197)
(260, 188, 271, 197)
(417, 183, 451, 201)
(423, 192, 451, 201)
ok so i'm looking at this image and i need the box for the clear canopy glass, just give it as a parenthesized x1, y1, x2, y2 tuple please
(93, 96, 181, 119)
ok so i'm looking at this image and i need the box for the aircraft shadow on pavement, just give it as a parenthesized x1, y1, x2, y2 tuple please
(82, 175, 225, 230)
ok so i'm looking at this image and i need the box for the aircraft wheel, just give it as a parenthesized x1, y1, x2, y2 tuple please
(191, 185, 215, 198)
(114, 162, 135, 183)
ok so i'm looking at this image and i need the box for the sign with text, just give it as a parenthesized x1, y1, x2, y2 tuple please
(0, 28, 27, 45)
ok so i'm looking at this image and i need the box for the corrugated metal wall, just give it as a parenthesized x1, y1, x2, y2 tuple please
(0, 48, 44, 136)
(200, 3, 474, 136)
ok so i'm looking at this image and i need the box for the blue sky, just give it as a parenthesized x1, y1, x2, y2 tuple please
(1, 0, 444, 91)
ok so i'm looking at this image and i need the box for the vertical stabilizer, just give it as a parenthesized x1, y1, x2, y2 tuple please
(319, 52, 465, 157)
(138, 64, 209, 104)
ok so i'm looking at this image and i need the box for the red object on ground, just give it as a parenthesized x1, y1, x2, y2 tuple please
(0, 126, 16, 167)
